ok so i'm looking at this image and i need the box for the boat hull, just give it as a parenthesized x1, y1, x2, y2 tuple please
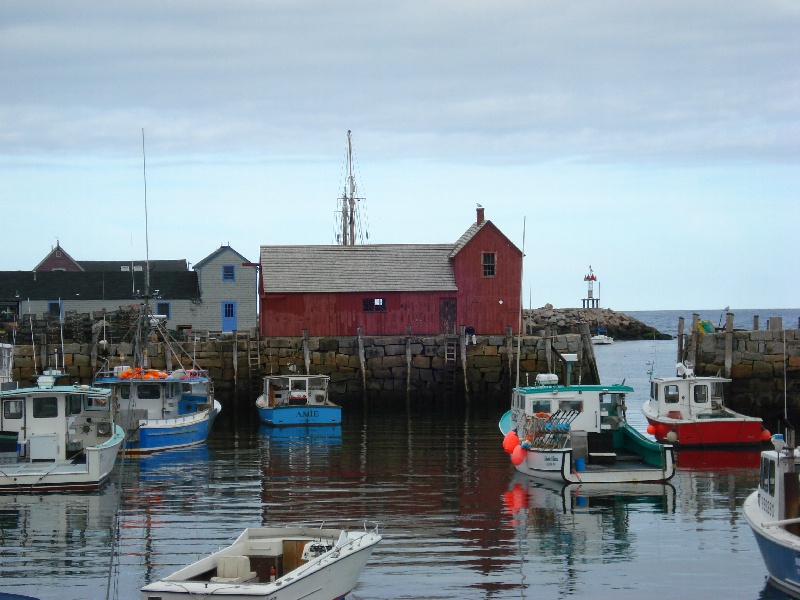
(644, 414, 764, 446)
(743, 491, 800, 597)
(123, 401, 221, 456)
(141, 525, 381, 600)
(513, 446, 675, 484)
(0, 425, 125, 493)
(258, 405, 342, 427)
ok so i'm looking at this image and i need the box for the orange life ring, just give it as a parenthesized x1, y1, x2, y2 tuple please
(535, 412, 550, 419)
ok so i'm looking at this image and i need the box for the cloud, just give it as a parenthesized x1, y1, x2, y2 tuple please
(1, 0, 797, 164)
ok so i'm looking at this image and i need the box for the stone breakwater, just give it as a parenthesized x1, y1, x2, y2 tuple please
(8, 329, 598, 402)
(681, 314, 800, 425)
(525, 306, 670, 340)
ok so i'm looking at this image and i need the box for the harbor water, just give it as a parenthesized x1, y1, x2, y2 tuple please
(0, 335, 795, 599)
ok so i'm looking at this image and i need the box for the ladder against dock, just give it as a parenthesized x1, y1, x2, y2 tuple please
(444, 334, 458, 400)
(247, 331, 261, 397)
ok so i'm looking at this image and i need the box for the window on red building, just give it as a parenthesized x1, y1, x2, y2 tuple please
(482, 252, 496, 277)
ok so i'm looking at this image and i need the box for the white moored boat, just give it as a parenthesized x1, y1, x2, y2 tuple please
(500, 355, 674, 484)
(0, 370, 125, 492)
(141, 522, 382, 600)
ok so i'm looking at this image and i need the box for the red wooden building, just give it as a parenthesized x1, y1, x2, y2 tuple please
(257, 208, 522, 336)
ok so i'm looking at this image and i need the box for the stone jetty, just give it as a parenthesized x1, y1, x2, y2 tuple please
(525, 305, 670, 340)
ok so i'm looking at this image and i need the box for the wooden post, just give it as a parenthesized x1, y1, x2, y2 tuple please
(689, 313, 699, 367)
(753, 315, 759, 330)
(302, 329, 310, 375)
(405, 334, 412, 395)
(232, 332, 238, 388)
(677, 317, 685, 364)
(460, 325, 468, 396)
(165, 341, 173, 372)
(357, 326, 366, 391)
(506, 325, 513, 377)
(578, 321, 600, 384)
(724, 313, 734, 378)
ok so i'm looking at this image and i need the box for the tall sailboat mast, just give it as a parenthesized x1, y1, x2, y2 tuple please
(338, 130, 368, 245)
(340, 130, 356, 245)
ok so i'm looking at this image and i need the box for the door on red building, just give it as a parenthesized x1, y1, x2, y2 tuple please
(439, 298, 457, 334)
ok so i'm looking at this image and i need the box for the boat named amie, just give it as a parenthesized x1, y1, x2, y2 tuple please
(141, 522, 381, 600)
(500, 355, 674, 484)
(255, 375, 341, 426)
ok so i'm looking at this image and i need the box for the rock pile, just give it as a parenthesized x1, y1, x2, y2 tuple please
(525, 305, 670, 340)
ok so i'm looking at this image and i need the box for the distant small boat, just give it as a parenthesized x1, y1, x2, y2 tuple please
(591, 334, 614, 345)
(742, 434, 800, 597)
(500, 354, 674, 484)
(140, 522, 382, 600)
(0, 371, 125, 492)
(642, 362, 768, 446)
(255, 375, 341, 426)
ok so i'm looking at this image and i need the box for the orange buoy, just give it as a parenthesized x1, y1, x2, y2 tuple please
(646, 425, 656, 435)
(761, 429, 772, 442)
(503, 431, 519, 454)
(511, 444, 526, 466)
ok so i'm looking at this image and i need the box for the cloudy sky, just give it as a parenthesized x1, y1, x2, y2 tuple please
(1, 1, 797, 310)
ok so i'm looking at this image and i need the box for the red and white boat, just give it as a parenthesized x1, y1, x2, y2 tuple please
(642, 362, 769, 447)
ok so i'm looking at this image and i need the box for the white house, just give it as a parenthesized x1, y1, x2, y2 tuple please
(193, 245, 257, 333)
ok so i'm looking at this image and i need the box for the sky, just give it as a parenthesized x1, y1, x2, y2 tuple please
(1, 1, 798, 311)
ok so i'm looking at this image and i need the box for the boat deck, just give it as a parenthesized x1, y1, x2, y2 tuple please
(0, 460, 90, 476)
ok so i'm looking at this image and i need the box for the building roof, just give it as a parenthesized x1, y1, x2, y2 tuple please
(0, 271, 199, 301)
(259, 245, 458, 293)
(449, 220, 488, 258)
(193, 245, 251, 270)
(79, 259, 188, 272)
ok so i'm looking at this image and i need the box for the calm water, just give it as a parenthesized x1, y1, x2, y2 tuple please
(0, 340, 791, 599)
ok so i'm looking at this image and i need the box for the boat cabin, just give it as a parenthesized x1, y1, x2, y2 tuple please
(263, 375, 330, 407)
(648, 365, 730, 420)
(0, 373, 114, 462)
(512, 372, 630, 436)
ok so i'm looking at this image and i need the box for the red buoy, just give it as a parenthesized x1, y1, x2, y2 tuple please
(646, 425, 656, 435)
(762, 429, 772, 442)
(511, 445, 526, 466)
(503, 431, 519, 454)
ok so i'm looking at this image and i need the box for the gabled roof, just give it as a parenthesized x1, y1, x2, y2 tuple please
(449, 219, 522, 258)
(259, 245, 458, 293)
(0, 271, 199, 301)
(32, 243, 83, 272)
(449, 221, 487, 258)
(194, 245, 251, 270)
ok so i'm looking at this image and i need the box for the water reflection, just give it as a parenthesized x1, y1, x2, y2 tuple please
(0, 485, 118, 586)
(0, 403, 790, 600)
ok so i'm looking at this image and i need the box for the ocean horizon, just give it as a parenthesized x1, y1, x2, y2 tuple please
(623, 308, 800, 338)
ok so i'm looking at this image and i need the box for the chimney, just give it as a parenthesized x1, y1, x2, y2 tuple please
(476, 206, 485, 225)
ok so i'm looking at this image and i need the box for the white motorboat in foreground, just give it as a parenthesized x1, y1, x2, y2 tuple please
(141, 522, 382, 600)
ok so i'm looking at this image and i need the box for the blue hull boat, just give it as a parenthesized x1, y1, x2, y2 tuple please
(255, 375, 341, 427)
(257, 404, 341, 426)
(743, 434, 800, 597)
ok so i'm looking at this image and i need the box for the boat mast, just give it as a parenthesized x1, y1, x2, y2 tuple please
(338, 130, 366, 245)
(340, 131, 357, 245)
